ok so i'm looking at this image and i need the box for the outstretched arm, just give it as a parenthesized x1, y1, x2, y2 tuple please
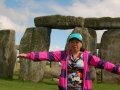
(17, 50, 67, 62)
(17, 53, 27, 58)
(88, 53, 120, 75)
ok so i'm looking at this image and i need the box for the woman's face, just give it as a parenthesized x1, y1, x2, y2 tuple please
(68, 39, 82, 52)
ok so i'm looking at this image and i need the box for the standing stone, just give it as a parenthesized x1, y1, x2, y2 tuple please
(87, 28, 97, 55)
(50, 62, 61, 80)
(99, 30, 120, 83)
(71, 27, 97, 54)
(67, 27, 97, 82)
(19, 27, 51, 82)
(87, 28, 97, 82)
(0, 30, 16, 79)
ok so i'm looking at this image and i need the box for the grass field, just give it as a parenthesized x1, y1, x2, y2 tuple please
(0, 78, 58, 90)
(0, 77, 120, 90)
(93, 83, 120, 90)
(2, 63, 118, 90)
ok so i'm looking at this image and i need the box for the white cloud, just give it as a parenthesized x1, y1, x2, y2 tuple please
(45, 0, 120, 17)
(0, 0, 42, 34)
(0, 0, 120, 45)
(0, 15, 26, 32)
(44, 0, 120, 43)
(50, 45, 63, 51)
(0, 0, 5, 6)
(0, 4, 28, 24)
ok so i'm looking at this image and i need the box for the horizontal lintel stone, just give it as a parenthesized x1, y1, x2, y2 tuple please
(85, 17, 120, 30)
(34, 15, 84, 29)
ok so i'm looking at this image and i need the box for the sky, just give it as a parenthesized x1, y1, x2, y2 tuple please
(0, 0, 120, 50)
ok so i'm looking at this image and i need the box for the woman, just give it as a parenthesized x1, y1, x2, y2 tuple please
(17, 33, 120, 90)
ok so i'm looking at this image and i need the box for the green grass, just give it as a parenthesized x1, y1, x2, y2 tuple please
(0, 77, 120, 90)
(93, 83, 120, 90)
(0, 78, 58, 90)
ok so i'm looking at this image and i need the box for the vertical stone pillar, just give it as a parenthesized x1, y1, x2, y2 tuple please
(0, 30, 16, 79)
(71, 27, 97, 54)
(19, 27, 51, 82)
(99, 29, 120, 83)
(68, 27, 97, 82)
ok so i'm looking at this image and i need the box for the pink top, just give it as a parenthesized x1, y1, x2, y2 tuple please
(25, 50, 120, 90)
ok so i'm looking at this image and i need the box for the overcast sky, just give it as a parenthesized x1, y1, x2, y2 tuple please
(0, 0, 120, 50)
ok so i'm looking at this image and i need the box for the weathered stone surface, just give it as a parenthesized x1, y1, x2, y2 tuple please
(67, 27, 97, 81)
(85, 17, 120, 29)
(87, 28, 97, 54)
(99, 29, 120, 83)
(71, 27, 97, 54)
(0, 30, 16, 79)
(51, 62, 61, 78)
(19, 27, 51, 82)
(44, 62, 60, 80)
(15, 45, 19, 50)
(34, 15, 84, 29)
(35, 15, 120, 30)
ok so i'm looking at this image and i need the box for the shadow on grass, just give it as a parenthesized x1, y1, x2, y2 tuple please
(41, 78, 58, 85)
(42, 81, 57, 85)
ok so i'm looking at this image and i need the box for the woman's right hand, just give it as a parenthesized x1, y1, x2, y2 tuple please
(17, 53, 27, 58)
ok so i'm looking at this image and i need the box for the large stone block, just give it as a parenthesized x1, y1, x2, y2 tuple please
(0, 30, 16, 79)
(66, 27, 97, 81)
(85, 17, 120, 29)
(19, 27, 51, 82)
(71, 27, 97, 54)
(99, 29, 120, 83)
(34, 15, 84, 29)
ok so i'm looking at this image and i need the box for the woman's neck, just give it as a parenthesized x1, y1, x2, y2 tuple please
(70, 50, 81, 59)
(71, 51, 80, 55)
